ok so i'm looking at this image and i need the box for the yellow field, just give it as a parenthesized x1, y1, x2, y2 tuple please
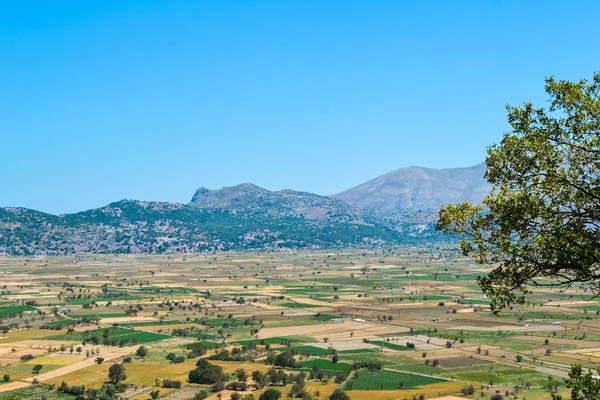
(0, 329, 65, 343)
(347, 382, 465, 400)
(23, 352, 83, 366)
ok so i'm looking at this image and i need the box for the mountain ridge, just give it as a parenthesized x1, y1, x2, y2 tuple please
(188, 182, 377, 224)
(332, 162, 489, 219)
(0, 162, 489, 255)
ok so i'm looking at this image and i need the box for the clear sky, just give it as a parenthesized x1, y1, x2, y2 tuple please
(1, 1, 599, 215)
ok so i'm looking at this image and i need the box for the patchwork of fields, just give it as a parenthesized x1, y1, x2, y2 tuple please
(0, 247, 598, 399)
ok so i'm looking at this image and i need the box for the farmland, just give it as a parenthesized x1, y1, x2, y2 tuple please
(0, 246, 598, 399)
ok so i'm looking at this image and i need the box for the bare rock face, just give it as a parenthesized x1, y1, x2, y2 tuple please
(331, 162, 489, 219)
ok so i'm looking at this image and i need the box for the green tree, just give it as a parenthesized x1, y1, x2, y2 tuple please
(252, 370, 268, 389)
(259, 388, 281, 400)
(438, 72, 600, 312)
(274, 351, 298, 368)
(188, 359, 225, 384)
(552, 365, 600, 400)
(149, 390, 160, 400)
(136, 346, 149, 358)
(32, 364, 43, 374)
(108, 363, 127, 384)
(235, 368, 248, 382)
(328, 389, 351, 400)
(193, 389, 210, 400)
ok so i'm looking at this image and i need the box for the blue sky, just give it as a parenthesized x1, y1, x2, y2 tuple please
(1, 1, 599, 214)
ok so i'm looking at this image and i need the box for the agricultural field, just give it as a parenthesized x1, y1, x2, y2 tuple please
(0, 246, 598, 399)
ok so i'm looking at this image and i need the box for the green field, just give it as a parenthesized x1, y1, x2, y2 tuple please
(46, 327, 170, 344)
(344, 369, 446, 390)
(299, 359, 351, 371)
(289, 345, 333, 356)
(236, 336, 312, 346)
(370, 340, 409, 351)
(0, 305, 36, 316)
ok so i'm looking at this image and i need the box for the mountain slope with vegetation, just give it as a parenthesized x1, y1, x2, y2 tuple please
(0, 200, 399, 256)
(0, 163, 490, 255)
(189, 183, 375, 223)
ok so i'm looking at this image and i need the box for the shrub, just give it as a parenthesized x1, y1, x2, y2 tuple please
(328, 389, 350, 400)
(274, 351, 298, 368)
(188, 359, 226, 384)
(187, 342, 208, 358)
(108, 363, 127, 384)
(259, 388, 282, 400)
(227, 381, 248, 391)
(461, 384, 476, 395)
(193, 390, 210, 400)
(162, 379, 182, 388)
(211, 381, 225, 392)
(136, 346, 148, 357)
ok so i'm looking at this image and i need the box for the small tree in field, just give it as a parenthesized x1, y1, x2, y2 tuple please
(108, 363, 126, 384)
(328, 389, 351, 400)
(136, 346, 148, 358)
(259, 388, 281, 400)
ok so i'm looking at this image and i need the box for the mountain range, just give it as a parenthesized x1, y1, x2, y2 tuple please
(0, 163, 489, 255)
(333, 162, 489, 221)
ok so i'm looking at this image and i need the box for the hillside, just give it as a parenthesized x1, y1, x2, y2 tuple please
(0, 164, 491, 255)
(0, 200, 399, 256)
(189, 183, 374, 223)
(333, 163, 489, 219)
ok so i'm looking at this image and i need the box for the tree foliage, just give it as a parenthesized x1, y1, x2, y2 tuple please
(136, 346, 148, 358)
(438, 72, 600, 312)
(328, 389, 351, 400)
(552, 365, 600, 400)
(259, 388, 282, 400)
(108, 363, 127, 384)
(188, 359, 226, 384)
